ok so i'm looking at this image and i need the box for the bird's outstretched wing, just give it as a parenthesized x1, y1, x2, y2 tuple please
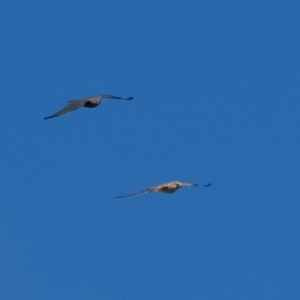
(114, 188, 153, 199)
(114, 183, 165, 198)
(44, 100, 87, 120)
(100, 94, 133, 100)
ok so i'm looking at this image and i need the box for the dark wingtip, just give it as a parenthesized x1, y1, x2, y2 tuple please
(126, 97, 134, 100)
(203, 183, 211, 187)
(44, 114, 58, 120)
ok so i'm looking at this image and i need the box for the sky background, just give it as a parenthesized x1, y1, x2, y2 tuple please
(0, 1, 300, 299)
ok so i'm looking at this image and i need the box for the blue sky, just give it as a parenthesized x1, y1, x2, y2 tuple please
(1, 1, 300, 299)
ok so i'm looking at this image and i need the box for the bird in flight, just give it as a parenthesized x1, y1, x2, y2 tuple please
(114, 180, 211, 198)
(44, 94, 133, 120)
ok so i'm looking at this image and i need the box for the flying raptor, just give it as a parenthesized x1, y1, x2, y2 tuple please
(114, 181, 211, 198)
(44, 94, 133, 120)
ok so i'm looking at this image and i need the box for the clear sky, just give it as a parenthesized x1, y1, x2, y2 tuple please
(1, 1, 300, 299)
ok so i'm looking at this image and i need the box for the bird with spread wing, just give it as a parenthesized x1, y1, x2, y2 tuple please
(44, 94, 133, 120)
(114, 181, 211, 198)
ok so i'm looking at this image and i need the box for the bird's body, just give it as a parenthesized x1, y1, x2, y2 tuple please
(114, 180, 211, 198)
(44, 94, 133, 120)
